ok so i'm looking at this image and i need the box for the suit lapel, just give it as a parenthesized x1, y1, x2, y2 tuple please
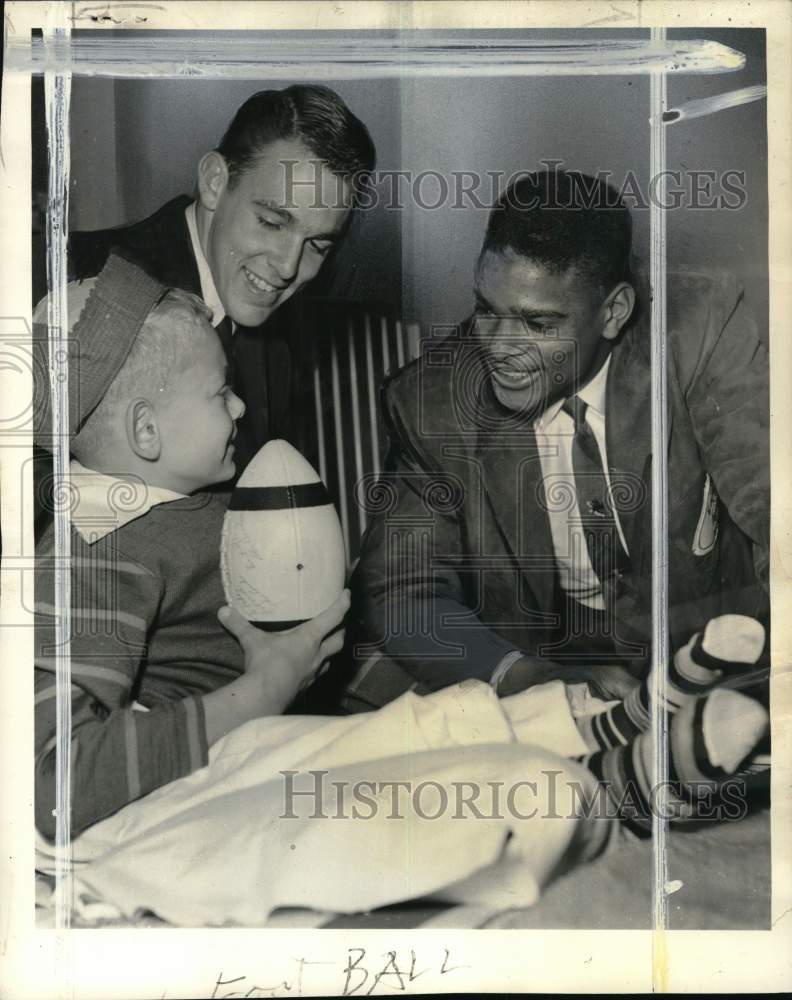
(165, 202, 202, 295)
(472, 371, 556, 614)
(605, 320, 663, 570)
(127, 195, 202, 296)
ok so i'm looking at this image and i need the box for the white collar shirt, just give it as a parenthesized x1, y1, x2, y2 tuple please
(185, 201, 228, 329)
(533, 355, 628, 611)
(69, 459, 186, 543)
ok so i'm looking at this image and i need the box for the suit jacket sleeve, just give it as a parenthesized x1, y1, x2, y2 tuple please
(677, 273, 769, 590)
(350, 376, 520, 690)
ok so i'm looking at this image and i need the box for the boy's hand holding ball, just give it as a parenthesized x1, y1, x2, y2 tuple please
(217, 590, 350, 711)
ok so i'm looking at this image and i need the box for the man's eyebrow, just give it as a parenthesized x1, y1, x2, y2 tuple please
(474, 293, 566, 321)
(520, 308, 567, 321)
(252, 198, 293, 219)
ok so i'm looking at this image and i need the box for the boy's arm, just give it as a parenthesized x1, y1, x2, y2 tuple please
(34, 532, 350, 840)
(34, 538, 208, 841)
(34, 674, 206, 840)
(202, 595, 350, 745)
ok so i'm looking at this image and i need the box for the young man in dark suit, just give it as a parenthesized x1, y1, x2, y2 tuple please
(349, 170, 768, 705)
(36, 84, 375, 474)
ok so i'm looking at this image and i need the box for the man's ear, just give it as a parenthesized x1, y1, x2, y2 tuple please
(126, 398, 161, 461)
(197, 151, 230, 213)
(602, 282, 636, 341)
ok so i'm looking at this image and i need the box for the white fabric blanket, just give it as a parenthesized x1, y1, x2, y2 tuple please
(37, 680, 612, 926)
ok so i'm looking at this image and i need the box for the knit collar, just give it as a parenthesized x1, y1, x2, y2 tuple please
(185, 201, 226, 327)
(69, 459, 186, 543)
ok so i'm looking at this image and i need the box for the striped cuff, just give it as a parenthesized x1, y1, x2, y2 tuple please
(125, 696, 209, 808)
(183, 694, 209, 774)
(489, 650, 525, 693)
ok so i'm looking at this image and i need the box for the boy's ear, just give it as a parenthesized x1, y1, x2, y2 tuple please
(126, 398, 161, 461)
(602, 282, 636, 341)
(197, 151, 230, 213)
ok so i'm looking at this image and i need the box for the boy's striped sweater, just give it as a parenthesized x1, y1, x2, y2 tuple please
(34, 492, 244, 839)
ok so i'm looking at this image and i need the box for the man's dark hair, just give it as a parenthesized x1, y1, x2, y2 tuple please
(483, 170, 633, 292)
(216, 85, 376, 205)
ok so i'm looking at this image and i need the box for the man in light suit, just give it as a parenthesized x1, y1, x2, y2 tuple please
(348, 169, 768, 706)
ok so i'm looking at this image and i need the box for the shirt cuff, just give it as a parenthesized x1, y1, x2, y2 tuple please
(489, 649, 524, 693)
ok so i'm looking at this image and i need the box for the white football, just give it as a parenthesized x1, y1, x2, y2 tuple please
(220, 440, 346, 629)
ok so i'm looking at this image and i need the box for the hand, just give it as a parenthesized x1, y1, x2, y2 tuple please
(217, 590, 350, 714)
(578, 664, 640, 701)
(496, 654, 639, 701)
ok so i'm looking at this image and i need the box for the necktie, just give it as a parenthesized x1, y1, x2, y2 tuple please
(562, 396, 630, 597)
(215, 316, 235, 367)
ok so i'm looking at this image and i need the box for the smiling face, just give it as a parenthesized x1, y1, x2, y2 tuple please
(197, 138, 352, 327)
(156, 319, 246, 493)
(473, 248, 621, 417)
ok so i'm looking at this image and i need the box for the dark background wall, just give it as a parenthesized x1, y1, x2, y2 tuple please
(40, 27, 767, 337)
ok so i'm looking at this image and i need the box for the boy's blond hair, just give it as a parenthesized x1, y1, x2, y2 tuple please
(71, 288, 212, 466)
